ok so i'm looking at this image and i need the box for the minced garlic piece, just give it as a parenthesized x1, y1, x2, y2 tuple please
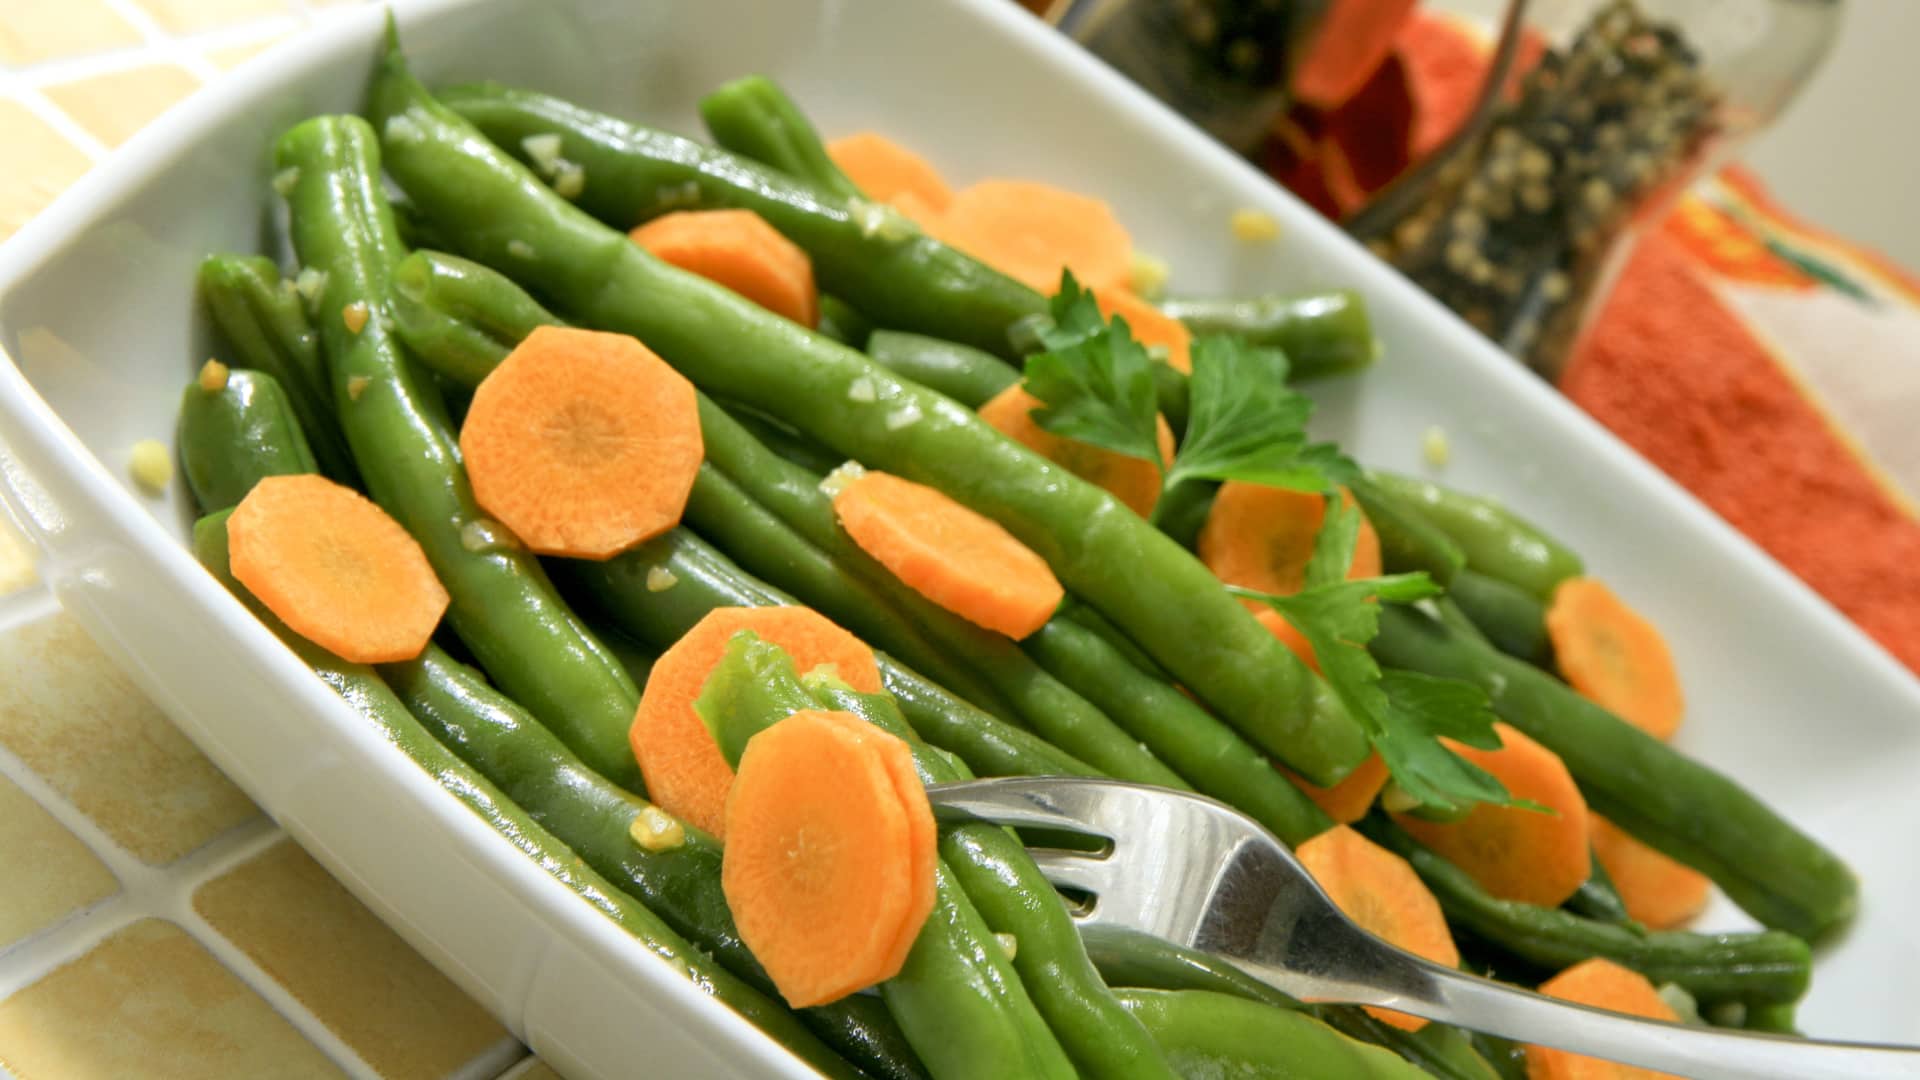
(629, 805, 686, 851)
(341, 301, 370, 334)
(645, 565, 678, 592)
(271, 167, 300, 196)
(995, 932, 1018, 960)
(294, 267, 328, 304)
(346, 374, 371, 401)
(1128, 252, 1170, 300)
(129, 440, 172, 494)
(818, 461, 867, 499)
(847, 376, 877, 403)
(521, 133, 564, 174)
(1230, 207, 1280, 243)
(507, 239, 536, 260)
(198, 359, 230, 393)
(1421, 426, 1451, 469)
(552, 161, 586, 200)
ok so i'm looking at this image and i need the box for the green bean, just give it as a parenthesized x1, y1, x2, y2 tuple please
(699, 74, 862, 201)
(1428, 596, 1492, 648)
(1145, 478, 1216, 549)
(1565, 849, 1634, 926)
(1360, 817, 1813, 1004)
(696, 638, 1083, 1079)
(274, 114, 643, 791)
(1349, 474, 1466, 587)
(438, 82, 1043, 357)
(389, 250, 560, 386)
(715, 403, 849, 475)
(1371, 604, 1855, 942)
(817, 295, 874, 349)
(1363, 472, 1582, 602)
(1446, 569, 1553, 666)
(557, 526, 1094, 780)
(177, 368, 318, 513)
(1157, 290, 1379, 380)
(1113, 989, 1431, 1079)
(1743, 1002, 1800, 1035)
(865, 330, 1018, 409)
(190, 513, 864, 1079)
(197, 253, 358, 484)
(1023, 617, 1330, 845)
(375, 57, 1367, 784)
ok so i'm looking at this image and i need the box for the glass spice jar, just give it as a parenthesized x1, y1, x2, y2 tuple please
(1367, 0, 1841, 377)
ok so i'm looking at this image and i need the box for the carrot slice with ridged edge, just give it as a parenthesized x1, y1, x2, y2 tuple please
(1201, 483, 1382, 603)
(631, 208, 820, 327)
(226, 474, 448, 663)
(459, 325, 702, 559)
(1393, 722, 1591, 907)
(1296, 824, 1458, 1031)
(1589, 812, 1711, 930)
(1545, 577, 1684, 740)
(1526, 959, 1682, 1080)
(722, 709, 937, 1007)
(833, 469, 1064, 639)
(827, 132, 954, 213)
(978, 384, 1176, 517)
(630, 606, 881, 838)
(1285, 752, 1391, 825)
(934, 179, 1133, 293)
(1090, 285, 1193, 374)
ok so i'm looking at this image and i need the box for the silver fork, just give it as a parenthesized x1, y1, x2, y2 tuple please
(928, 776, 1920, 1080)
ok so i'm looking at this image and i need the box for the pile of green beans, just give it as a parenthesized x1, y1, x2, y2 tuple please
(171, 27, 1862, 1078)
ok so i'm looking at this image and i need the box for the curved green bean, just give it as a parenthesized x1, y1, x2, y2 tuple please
(699, 74, 862, 201)
(1114, 989, 1430, 1079)
(1363, 472, 1583, 602)
(177, 367, 318, 513)
(1157, 290, 1379, 380)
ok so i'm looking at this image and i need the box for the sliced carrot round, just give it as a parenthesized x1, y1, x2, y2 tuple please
(226, 474, 449, 664)
(1200, 483, 1382, 602)
(459, 325, 702, 560)
(1589, 812, 1711, 930)
(977, 384, 1175, 517)
(935, 179, 1132, 293)
(827, 132, 954, 213)
(834, 470, 1063, 639)
(722, 709, 936, 1008)
(1296, 824, 1458, 1031)
(631, 606, 882, 838)
(1256, 607, 1322, 672)
(1526, 958, 1679, 1080)
(889, 190, 945, 229)
(1545, 577, 1684, 740)
(1392, 722, 1591, 908)
(1090, 286, 1193, 374)
(631, 208, 819, 326)
(1284, 751, 1390, 824)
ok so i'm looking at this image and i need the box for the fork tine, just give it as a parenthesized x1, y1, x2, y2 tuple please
(1023, 847, 1117, 897)
(925, 777, 1113, 838)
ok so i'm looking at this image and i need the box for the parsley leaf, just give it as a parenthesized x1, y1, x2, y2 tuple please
(1023, 273, 1166, 468)
(1168, 335, 1355, 492)
(1231, 496, 1524, 816)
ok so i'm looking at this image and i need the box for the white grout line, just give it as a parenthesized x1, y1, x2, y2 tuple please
(5, 89, 110, 161)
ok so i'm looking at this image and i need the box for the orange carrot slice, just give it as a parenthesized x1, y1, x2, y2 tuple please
(1090, 286, 1193, 374)
(1296, 824, 1459, 1031)
(1393, 722, 1591, 908)
(1527, 959, 1682, 1080)
(977, 384, 1175, 517)
(226, 474, 448, 663)
(827, 132, 955, 213)
(722, 709, 937, 1007)
(1589, 812, 1711, 930)
(889, 190, 945, 229)
(935, 179, 1132, 292)
(631, 606, 882, 838)
(1285, 752, 1391, 824)
(834, 469, 1064, 639)
(1200, 483, 1382, 602)
(459, 325, 702, 560)
(1545, 578, 1684, 740)
(1256, 607, 1323, 672)
(631, 209, 820, 326)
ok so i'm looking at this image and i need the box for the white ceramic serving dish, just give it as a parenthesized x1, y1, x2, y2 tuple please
(0, 0, 1914, 1072)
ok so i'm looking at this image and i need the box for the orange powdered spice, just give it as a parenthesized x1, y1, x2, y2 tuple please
(1560, 231, 1920, 673)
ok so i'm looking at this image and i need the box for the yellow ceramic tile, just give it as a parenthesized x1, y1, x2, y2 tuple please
(0, 0, 141, 67)
(206, 33, 287, 70)
(0, 919, 344, 1079)
(0, 514, 36, 595)
(0, 613, 258, 864)
(0, 101, 92, 243)
(196, 838, 513, 1078)
(42, 65, 201, 149)
(133, 0, 289, 34)
(499, 1060, 564, 1080)
(0, 773, 117, 949)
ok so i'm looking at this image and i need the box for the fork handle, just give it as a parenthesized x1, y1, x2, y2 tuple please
(1239, 946, 1919, 1079)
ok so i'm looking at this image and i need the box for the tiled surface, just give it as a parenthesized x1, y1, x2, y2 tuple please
(0, 2, 558, 1076)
